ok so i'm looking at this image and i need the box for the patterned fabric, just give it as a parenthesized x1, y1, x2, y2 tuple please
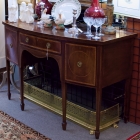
(127, 132, 140, 140)
(0, 110, 51, 140)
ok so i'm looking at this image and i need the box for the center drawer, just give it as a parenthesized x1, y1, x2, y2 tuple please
(36, 37, 61, 54)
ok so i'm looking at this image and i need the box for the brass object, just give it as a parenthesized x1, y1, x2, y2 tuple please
(107, 0, 113, 6)
(113, 123, 119, 128)
(77, 61, 82, 67)
(10, 43, 13, 48)
(25, 37, 29, 43)
(104, 0, 116, 35)
(24, 81, 120, 133)
(90, 130, 95, 135)
(46, 43, 51, 49)
(46, 43, 50, 60)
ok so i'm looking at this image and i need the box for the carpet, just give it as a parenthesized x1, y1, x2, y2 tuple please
(127, 131, 140, 140)
(0, 110, 51, 140)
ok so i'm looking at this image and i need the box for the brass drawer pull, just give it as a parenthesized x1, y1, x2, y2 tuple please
(46, 43, 51, 49)
(25, 37, 29, 43)
(10, 43, 13, 48)
(46, 43, 51, 60)
(77, 61, 82, 67)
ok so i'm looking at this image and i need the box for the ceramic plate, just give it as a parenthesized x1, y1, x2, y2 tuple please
(48, 0, 58, 2)
(51, 0, 81, 25)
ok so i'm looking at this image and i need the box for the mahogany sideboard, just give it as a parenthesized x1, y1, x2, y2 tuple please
(3, 20, 137, 139)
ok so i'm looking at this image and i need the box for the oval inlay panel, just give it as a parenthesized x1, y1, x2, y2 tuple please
(68, 51, 92, 77)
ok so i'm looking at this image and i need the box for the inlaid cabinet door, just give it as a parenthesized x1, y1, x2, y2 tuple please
(65, 43, 96, 86)
(5, 27, 18, 64)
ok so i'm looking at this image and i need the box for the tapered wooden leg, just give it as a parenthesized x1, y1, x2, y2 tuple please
(95, 130, 100, 139)
(62, 82, 67, 130)
(124, 78, 131, 123)
(19, 66, 24, 111)
(95, 87, 102, 139)
(6, 59, 11, 100)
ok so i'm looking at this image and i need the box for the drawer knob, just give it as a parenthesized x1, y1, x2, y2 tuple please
(46, 43, 51, 49)
(25, 37, 29, 43)
(77, 61, 82, 67)
(10, 43, 13, 48)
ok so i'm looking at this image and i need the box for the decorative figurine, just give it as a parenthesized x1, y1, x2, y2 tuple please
(104, 0, 116, 34)
(55, 11, 65, 30)
(36, 2, 45, 25)
(19, 2, 26, 22)
(25, 3, 34, 24)
(41, 8, 53, 27)
(35, 0, 53, 19)
(8, 4, 18, 22)
(40, 2, 45, 17)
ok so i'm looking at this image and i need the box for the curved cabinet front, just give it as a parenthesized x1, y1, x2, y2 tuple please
(65, 43, 96, 86)
(5, 27, 18, 65)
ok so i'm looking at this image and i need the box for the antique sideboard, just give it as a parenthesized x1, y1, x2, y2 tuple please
(3, 20, 137, 139)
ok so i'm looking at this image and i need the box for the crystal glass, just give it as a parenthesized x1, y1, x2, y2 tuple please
(83, 17, 94, 37)
(92, 18, 102, 40)
(83, 0, 105, 38)
(83, 22, 90, 35)
(98, 17, 107, 36)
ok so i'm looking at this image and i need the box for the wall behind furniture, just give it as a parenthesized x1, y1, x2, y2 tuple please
(99, 2, 140, 125)
(127, 18, 140, 125)
(0, 1, 6, 68)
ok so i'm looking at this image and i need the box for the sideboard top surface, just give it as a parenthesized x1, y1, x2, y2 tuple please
(2, 20, 137, 45)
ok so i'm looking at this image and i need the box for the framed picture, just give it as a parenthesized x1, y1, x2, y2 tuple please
(113, 0, 140, 19)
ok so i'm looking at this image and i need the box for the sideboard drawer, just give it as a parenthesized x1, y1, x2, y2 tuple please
(19, 33, 36, 46)
(5, 28, 18, 64)
(36, 38, 61, 54)
(65, 43, 96, 86)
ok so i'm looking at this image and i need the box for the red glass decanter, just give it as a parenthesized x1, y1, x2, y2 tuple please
(84, 0, 105, 18)
(35, 0, 53, 19)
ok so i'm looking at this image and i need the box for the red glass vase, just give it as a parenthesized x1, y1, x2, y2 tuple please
(84, 0, 105, 18)
(35, 0, 53, 19)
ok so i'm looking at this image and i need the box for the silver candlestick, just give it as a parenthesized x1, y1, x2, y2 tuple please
(68, 9, 79, 35)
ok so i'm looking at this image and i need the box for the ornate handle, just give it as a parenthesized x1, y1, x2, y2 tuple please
(25, 37, 29, 43)
(46, 43, 51, 60)
(77, 61, 82, 67)
(10, 43, 13, 48)
(46, 43, 51, 49)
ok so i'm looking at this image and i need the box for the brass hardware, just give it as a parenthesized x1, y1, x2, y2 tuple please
(113, 123, 118, 128)
(24, 82, 120, 132)
(77, 61, 82, 67)
(46, 43, 50, 60)
(46, 43, 51, 49)
(10, 43, 13, 48)
(25, 37, 29, 43)
(90, 130, 95, 135)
